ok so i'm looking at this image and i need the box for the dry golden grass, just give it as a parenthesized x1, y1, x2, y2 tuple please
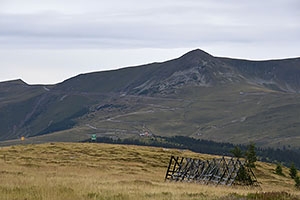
(0, 143, 299, 200)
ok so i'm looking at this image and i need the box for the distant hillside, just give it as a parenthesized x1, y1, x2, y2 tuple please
(220, 57, 300, 93)
(1, 49, 300, 150)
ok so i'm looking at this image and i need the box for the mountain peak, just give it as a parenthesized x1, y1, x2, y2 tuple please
(180, 49, 213, 59)
(0, 79, 28, 86)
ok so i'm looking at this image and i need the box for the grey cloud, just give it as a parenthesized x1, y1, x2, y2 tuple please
(0, 0, 299, 49)
(1, 0, 300, 84)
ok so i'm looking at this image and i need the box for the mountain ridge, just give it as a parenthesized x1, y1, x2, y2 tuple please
(1, 49, 300, 149)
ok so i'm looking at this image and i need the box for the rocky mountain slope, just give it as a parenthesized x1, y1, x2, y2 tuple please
(1, 49, 300, 149)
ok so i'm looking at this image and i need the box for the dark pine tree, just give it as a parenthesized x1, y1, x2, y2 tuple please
(275, 163, 284, 176)
(230, 146, 243, 158)
(290, 162, 298, 179)
(245, 143, 257, 168)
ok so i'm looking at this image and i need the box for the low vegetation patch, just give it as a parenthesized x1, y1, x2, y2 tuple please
(220, 192, 299, 200)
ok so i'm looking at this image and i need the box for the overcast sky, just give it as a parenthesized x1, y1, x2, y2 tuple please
(1, 0, 300, 84)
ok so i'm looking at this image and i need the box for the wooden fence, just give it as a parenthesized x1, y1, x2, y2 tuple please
(165, 156, 257, 186)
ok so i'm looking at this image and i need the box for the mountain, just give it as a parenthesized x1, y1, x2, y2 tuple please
(1, 49, 300, 149)
(55, 49, 243, 95)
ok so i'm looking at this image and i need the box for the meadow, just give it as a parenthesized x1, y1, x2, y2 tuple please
(0, 142, 299, 200)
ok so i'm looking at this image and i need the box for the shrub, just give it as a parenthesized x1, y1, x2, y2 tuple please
(295, 176, 300, 188)
(245, 143, 257, 168)
(289, 162, 297, 179)
(275, 163, 284, 176)
(230, 146, 243, 158)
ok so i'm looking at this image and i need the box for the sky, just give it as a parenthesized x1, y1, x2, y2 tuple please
(0, 0, 299, 84)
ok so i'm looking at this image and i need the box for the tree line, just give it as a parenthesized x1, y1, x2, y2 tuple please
(84, 135, 300, 169)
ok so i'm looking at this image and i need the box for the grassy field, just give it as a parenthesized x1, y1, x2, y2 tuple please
(0, 143, 299, 200)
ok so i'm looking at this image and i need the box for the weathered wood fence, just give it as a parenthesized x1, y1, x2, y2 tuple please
(165, 156, 257, 186)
